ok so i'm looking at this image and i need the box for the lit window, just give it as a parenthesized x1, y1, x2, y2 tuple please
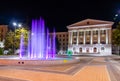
(101, 30, 106, 34)
(73, 32, 77, 36)
(74, 38, 76, 41)
(93, 30, 98, 35)
(86, 31, 91, 35)
(79, 31, 84, 36)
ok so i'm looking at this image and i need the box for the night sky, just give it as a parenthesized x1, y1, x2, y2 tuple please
(0, 0, 120, 32)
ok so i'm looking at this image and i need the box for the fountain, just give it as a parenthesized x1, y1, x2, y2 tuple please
(0, 18, 79, 66)
(20, 18, 56, 59)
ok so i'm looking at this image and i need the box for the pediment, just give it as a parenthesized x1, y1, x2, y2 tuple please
(67, 19, 114, 27)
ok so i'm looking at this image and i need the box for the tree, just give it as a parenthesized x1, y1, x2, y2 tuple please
(4, 30, 14, 49)
(0, 48, 3, 55)
(112, 22, 120, 55)
(4, 28, 29, 50)
(14, 28, 29, 49)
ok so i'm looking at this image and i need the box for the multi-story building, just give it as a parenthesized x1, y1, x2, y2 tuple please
(0, 25, 8, 41)
(67, 19, 114, 55)
(56, 32, 68, 51)
(0, 25, 8, 48)
(50, 32, 68, 54)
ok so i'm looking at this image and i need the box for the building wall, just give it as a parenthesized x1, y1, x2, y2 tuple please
(50, 32, 68, 51)
(0, 25, 8, 48)
(0, 25, 8, 41)
(67, 19, 113, 55)
(57, 32, 68, 51)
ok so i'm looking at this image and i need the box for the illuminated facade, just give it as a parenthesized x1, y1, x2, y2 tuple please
(67, 19, 114, 55)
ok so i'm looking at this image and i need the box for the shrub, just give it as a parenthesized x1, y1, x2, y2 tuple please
(0, 48, 3, 55)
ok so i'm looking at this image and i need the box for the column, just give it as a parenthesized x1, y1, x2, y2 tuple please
(106, 29, 108, 44)
(77, 31, 79, 45)
(98, 29, 100, 44)
(91, 30, 93, 44)
(70, 32, 73, 45)
(68, 31, 70, 45)
(84, 30, 86, 44)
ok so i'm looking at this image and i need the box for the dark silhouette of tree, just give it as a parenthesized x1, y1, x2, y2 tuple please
(112, 22, 120, 55)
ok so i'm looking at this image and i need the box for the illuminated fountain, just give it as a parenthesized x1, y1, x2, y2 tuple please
(20, 18, 56, 59)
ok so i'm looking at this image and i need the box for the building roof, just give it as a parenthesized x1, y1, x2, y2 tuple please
(67, 19, 114, 29)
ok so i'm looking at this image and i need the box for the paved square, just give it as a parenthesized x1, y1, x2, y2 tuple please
(0, 55, 119, 81)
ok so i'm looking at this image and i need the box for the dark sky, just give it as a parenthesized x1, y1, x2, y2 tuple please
(0, 0, 120, 31)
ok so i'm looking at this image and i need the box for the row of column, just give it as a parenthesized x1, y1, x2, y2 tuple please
(69, 29, 109, 45)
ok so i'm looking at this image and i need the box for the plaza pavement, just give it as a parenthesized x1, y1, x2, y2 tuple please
(0, 55, 119, 81)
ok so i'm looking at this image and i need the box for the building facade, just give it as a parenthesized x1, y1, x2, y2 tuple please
(56, 32, 68, 50)
(0, 25, 8, 48)
(67, 19, 114, 55)
(50, 32, 68, 54)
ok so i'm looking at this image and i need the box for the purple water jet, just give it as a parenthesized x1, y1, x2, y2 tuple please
(19, 33, 24, 58)
(20, 18, 56, 59)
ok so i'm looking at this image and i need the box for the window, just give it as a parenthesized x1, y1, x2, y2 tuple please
(86, 42, 90, 44)
(86, 31, 91, 35)
(66, 39, 68, 41)
(93, 30, 98, 35)
(79, 31, 84, 36)
(59, 35, 61, 37)
(1, 29, 3, 32)
(63, 39, 65, 41)
(96, 31, 98, 34)
(101, 30, 106, 34)
(74, 38, 76, 41)
(93, 41, 97, 44)
(73, 32, 77, 36)
(87, 21, 90, 25)
(94, 47, 97, 52)
(73, 42, 76, 44)
(66, 43, 68, 45)
(79, 42, 83, 44)
(101, 41, 105, 44)
(63, 35, 65, 37)
(79, 48, 82, 52)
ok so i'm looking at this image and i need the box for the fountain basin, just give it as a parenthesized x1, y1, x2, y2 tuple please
(0, 57, 80, 66)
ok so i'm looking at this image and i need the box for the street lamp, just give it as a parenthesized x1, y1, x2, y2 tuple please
(12, 22, 22, 54)
(18, 23, 22, 27)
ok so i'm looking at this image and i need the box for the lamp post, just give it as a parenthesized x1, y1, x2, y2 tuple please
(12, 22, 22, 54)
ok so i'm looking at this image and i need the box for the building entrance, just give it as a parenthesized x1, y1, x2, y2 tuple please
(79, 48, 82, 53)
(86, 48, 89, 53)
(94, 47, 97, 53)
